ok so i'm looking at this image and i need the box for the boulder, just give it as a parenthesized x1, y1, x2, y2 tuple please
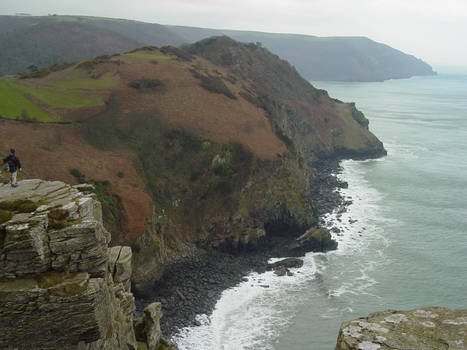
(267, 257, 304, 270)
(335, 307, 467, 350)
(289, 227, 337, 254)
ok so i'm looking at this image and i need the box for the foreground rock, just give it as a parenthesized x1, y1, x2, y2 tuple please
(0, 179, 176, 350)
(335, 307, 467, 350)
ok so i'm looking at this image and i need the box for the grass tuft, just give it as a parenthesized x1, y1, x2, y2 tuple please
(0, 209, 13, 225)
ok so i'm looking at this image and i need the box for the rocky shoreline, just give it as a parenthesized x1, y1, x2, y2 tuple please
(135, 160, 349, 338)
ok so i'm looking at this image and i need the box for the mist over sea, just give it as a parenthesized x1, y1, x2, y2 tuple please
(173, 74, 467, 349)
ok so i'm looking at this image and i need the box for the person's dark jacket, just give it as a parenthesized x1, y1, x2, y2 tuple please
(3, 154, 21, 173)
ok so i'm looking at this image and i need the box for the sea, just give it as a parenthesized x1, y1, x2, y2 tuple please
(171, 74, 467, 349)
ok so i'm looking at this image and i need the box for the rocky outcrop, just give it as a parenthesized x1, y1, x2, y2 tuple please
(0, 179, 176, 350)
(335, 307, 467, 350)
(266, 257, 304, 276)
(289, 227, 337, 254)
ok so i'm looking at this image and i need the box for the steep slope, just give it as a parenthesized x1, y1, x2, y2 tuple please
(0, 15, 185, 75)
(188, 36, 386, 159)
(0, 20, 140, 76)
(0, 38, 385, 296)
(169, 25, 436, 81)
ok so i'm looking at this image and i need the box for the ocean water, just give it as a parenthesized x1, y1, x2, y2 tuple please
(172, 74, 467, 349)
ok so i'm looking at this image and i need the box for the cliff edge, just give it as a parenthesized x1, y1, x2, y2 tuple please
(335, 307, 467, 350)
(0, 179, 176, 350)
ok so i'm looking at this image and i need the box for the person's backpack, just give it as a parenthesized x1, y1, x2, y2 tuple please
(5, 155, 17, 172)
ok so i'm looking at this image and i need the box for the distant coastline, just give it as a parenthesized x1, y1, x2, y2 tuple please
(0, 15, 436, 82)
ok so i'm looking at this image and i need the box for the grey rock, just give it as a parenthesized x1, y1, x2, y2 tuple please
(0, 179, 177, 350)
(274, 266, 288, 276)
(335, 307, 467, 350)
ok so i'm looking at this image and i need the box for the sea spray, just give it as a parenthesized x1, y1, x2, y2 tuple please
(173, 255, 318, 350)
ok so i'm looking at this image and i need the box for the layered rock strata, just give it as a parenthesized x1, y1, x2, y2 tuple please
(335, 307, 467, 350)
(0, 179, 176, 350)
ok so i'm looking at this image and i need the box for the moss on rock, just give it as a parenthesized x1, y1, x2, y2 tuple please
(0, 199, 38, 213)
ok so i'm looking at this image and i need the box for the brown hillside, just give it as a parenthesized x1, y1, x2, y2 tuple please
(1, 44, 292, 245)
(16, 47, 287, 160)
(0, 119, 152, 244)
(188, 36, 386, 160)
(114, 50, 286, 159)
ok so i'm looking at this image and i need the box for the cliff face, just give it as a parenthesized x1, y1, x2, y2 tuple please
(0, 179, 176, 349)
(335, 307, 467, 350)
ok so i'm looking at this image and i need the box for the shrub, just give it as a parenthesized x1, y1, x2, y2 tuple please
(190, 69, 237, 100)
(160, 46, 193, 62)
(92, 181, 123, 230)
(239, 91, 263, 108)
(69, 168, 85, 183)
(0, 209, 13, 225)
(19, 62, 74, 79)
(128, 79, 165, 92)
(48, 208, 70, 230)
(18, 109, 38, 123)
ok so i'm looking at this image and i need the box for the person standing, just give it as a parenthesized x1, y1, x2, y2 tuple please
(3, 149, 22, 188)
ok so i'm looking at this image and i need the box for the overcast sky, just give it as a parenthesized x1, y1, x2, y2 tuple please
(2, 0, 466, 69)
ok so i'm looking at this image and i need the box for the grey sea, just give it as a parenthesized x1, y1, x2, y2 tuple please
(173, 74, 467, 350)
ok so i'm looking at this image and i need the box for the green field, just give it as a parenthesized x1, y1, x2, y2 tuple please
(12, 81, 104, 109)
(0, 80, 52, 121)
(0, 72, 109, 122)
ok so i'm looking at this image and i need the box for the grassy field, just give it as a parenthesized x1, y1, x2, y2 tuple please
(0, 80, 52, 121)
(0, 67, 114, 122)
(12, 81, 104, 109)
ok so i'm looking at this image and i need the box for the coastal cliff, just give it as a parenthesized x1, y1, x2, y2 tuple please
(335, 307, 467, 350)
(0, 36, 385, 299)
(0, 179, 176, 349)
(0, 36, 386, 332)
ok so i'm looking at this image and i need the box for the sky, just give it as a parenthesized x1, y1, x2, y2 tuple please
(1, 0, 467, 69)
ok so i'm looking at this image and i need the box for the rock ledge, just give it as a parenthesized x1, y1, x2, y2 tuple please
(335, 307, 467, 350)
